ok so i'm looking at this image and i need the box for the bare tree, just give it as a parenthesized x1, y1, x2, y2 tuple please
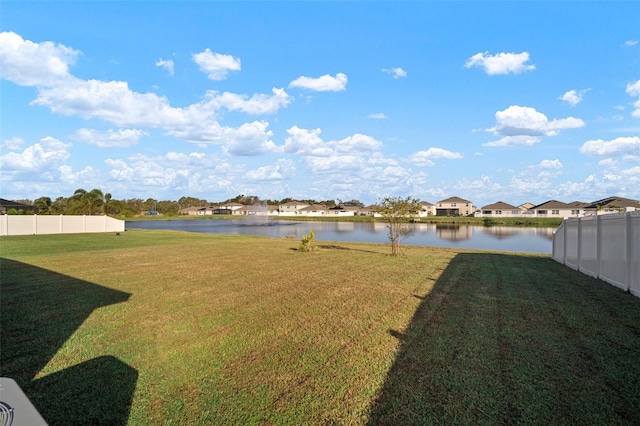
(378, 196, 422, 255)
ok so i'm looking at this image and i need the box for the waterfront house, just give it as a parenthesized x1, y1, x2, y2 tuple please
(435, 197, 476, 216)
(278, 201, 310, 216)
(298, 204, 329, 216)
(419, 201, 436, 217)
(529, 200, 576, 219)
(328, 205, 359, 216)
(476, 201, 521, 217)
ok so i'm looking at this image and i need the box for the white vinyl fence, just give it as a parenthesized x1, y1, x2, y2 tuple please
(552, 211, 640, 297)
(0, 215, 125, 236)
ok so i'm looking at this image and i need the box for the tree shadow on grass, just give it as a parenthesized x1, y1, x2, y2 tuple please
(0, 258, 137, 425)
(367, 252, 640, 425)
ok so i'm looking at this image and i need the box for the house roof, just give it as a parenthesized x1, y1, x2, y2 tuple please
(584, 196, 640, 209)
(518, 202, 535, 210)
(481, 201, 518, 210)
(566, 201, 590, 208)
(279, 201, 309, 206)
(530, 200, 571, 210)
(437, 196, 472, 204)
(420, 201, 434, 207)
(0, 198, 34, 208)
(0, 198, 39, 212)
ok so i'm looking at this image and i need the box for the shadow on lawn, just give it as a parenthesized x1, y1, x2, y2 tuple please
(0, 258, 137, 425)
(367, 252, 640, 425)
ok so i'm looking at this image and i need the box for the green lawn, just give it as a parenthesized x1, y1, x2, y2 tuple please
(1, 230, 639, 425)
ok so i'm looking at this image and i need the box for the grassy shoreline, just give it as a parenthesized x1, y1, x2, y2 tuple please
(2, 230, 638, 424)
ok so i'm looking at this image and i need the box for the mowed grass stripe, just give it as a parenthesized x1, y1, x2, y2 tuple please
(1, 230, 640, 425)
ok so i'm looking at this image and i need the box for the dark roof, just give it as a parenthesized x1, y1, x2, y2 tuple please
(584, 196, 640, 209)
(481, 201, 518, 210)
(0, 198, 33, 208)
(530, 200, 571, 210)
(0, 198, 39, 212)
(567, 201, 590, 208)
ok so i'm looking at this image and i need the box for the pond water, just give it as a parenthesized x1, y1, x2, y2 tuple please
(126, 219, 556, 254)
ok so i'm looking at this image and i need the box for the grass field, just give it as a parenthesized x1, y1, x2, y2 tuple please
(1, 230, 639, 425)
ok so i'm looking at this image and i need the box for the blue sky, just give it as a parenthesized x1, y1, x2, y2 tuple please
(1, 1, 639, 207)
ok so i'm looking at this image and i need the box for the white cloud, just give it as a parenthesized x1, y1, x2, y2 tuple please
(382, 67, 407, 79)
(3, 32, 294, 159)
(245, 159, 295, 181)
(334, 134, 383, 153)
(483, 135, 541, 147)
(283, 126, 383, 158)
(58, 165, 98, 185)
(580, 136, 640, 157)
(559, 89, 590, 106)
(203, 88, 293, 115)
(539, 159, 563, 170)
(0, 136, 70, 172)
(626, 79, 640, 117)
(73, 128, 148, 148)
(465, 51, 535, 75)
(368, 113, 388, 119)
(171, 120, 277, 156)
(484, 105, 585, 146)
(192, 48, 240, 80)
(283, 126, 332, 156)
(2, 137, 24, 150)
(0, 31, 79, 87)
(155, 58, 174, 76)
(289, 73, 348, 92)
(32, 78, 190, 127)
(304, 155, 366, 173)
(408, 147, 463, 166)
(624, 40, 638, 47)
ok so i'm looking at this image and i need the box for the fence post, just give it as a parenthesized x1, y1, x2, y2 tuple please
(596, 214, 602, 279)
(577, 217, 582, 271)
(562, 219, 567, 264)
(33, 214, 38, 235)
(625, 212, 632, 292)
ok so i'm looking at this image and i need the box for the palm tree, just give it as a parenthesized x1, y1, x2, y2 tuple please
(34, 197, 52, 214)
(72, 188, 104, 215)
(100, 192, 122, 216)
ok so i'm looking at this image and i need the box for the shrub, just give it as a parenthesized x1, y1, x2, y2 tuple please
(299, 230, 317, 252)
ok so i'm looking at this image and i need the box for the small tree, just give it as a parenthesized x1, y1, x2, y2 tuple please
(299, 230, 317, 252)
(378, 196, 422, 255)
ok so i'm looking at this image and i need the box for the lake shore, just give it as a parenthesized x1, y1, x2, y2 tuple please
(124, 213, 563, 227)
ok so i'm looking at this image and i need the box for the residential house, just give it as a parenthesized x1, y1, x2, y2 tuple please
(278, 201, 310, 216)
(178, 206, 203, 215)
(418, 201, 436, 217)
(298, 204, 329, 216)
(529, 200, 577, 219)
(0, 199, 39, 215)
(435, 197, 476, 216)
(583, 196, 640, 215)
(358, 205, 380, 217)
(565, 201, 590, 217)
(328, 205, 359, 216)
(217, 203, 245, 215)
(476, 201, 521, 217)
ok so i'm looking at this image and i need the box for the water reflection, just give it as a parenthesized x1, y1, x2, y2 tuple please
(125, 219, 555, 254)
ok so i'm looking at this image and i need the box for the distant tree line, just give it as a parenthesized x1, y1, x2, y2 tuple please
(9, 190, 366, 217)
